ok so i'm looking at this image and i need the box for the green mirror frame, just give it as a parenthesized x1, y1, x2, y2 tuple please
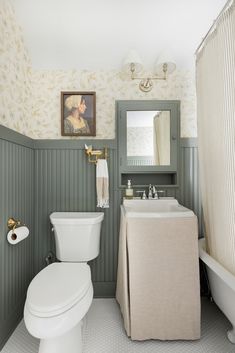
(116, 100, 180, 187)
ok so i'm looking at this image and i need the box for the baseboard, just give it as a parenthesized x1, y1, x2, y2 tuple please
(0, 301, 24, 350)
(93, 281, 116, 298)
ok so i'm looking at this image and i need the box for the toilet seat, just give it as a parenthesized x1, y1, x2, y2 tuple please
(26, 263, 91, 318)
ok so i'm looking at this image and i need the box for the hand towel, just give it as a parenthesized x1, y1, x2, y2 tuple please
(96, 159, 109, 208)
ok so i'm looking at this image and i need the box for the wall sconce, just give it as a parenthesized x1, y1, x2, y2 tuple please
(123, 50, 176, 92)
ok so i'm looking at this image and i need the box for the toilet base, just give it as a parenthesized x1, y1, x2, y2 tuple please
(39, 321, 82, 353)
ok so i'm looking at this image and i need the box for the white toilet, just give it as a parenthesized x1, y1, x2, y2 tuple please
(24, 212, 104, 353)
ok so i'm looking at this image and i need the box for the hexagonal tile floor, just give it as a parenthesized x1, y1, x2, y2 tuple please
(1, 298, 235, 353)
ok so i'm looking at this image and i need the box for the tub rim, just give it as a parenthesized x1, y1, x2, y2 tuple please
(199, 238, 235, 292)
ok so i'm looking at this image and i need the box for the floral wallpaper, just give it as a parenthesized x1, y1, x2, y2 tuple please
(0, 1, 32, 135)
(0, 1, 197, 139)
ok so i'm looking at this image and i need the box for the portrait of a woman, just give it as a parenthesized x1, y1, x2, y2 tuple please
(61, 92, 96, 136)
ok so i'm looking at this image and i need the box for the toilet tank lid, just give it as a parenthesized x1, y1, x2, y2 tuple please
(50, 212, 104, 225)
(26, 263, 91, 317)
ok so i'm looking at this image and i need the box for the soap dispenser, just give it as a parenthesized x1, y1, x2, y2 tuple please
(125, 179, 134, 199)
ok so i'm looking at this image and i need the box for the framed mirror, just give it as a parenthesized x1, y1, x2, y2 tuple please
(127, 110, 171, 166)
(116, 100, 180, 186)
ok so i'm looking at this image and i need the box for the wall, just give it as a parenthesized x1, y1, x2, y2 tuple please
(0, 1, 32, 136)
(0, 127, 35, 350)
(0, 3, 197, 140)
(32, 138, 201, 300)
(0, 1, 201, 349)
(179, 138, 202, 234)
(0, 4, 35, 348)
(28, 69, 196, 139)
(33, 140, 118, 297)
(0, 130, 201, 351)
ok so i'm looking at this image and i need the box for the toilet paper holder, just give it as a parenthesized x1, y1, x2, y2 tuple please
(7, 218, 29, 244)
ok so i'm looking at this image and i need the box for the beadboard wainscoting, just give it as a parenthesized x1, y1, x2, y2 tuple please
(0, 127, 35, 350)
(0, 125, 200, 349)
(179, 138, 202, 235)
(33, 140, 118, 298)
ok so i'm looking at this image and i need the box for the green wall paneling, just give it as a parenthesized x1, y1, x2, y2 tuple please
(33, 138, 202, 297)
(0, 127, 35, 349)
(34, 141, 119, 297)
(0, 124, 201, 349)
(179, 138, 202, 235)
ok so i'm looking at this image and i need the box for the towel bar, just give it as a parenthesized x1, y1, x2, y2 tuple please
(85, 144, 108, 164)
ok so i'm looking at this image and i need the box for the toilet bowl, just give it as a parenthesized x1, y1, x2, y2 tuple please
(24, 212, 104, 353)
(24, 263, 93, 353)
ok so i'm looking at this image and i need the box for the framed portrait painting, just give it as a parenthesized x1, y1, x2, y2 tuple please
(61, 91, 96, 136)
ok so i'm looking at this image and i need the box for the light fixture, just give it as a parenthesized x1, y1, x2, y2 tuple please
(123, 50, 176, 92)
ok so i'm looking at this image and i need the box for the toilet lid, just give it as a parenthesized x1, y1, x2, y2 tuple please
(26, 263, 91, 317)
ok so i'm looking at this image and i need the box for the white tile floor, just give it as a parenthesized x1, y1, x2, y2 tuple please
(1, 298, 235, 353)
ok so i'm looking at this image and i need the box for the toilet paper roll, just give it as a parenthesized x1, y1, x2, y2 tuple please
(7, 226, 29, 245)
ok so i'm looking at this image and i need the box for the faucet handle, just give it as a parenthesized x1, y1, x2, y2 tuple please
(157, 190, 166, 198)
(136, 190, 147, 200)
(142, 191, 147, 200)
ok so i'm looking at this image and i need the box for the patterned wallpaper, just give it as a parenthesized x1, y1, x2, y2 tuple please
(0, 1, 32, 136)
(30, 69, 197, 139)
(0, 1, 197, 139)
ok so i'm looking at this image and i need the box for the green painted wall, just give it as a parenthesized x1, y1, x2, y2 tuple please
(34, 141, 118, 297)
(0, 127, 35, 349)
(0, 125, 201, 349)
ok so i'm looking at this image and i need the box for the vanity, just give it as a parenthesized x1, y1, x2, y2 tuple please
(116, 198, 200, 341)
(115, 100, 200, 341)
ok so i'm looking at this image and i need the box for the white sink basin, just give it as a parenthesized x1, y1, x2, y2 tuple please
(122, 198, 194, 218)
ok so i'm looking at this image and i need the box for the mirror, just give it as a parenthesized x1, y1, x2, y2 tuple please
(127, 111, 170, 166)
(117, 100, 180, 183)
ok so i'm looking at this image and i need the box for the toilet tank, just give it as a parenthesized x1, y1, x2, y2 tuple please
(50, 212, 104, 262)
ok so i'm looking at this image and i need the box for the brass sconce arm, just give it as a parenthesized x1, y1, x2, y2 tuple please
(124, 49, 176, 92)
(130, 62, 167, 81)
(130, 62, 168, 92)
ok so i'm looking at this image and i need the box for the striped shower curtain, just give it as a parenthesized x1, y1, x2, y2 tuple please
(153, 112, 170, 166)
(196, 1, 235, 274)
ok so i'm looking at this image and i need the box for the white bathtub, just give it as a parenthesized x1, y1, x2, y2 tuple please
(199, 238, 235, 343)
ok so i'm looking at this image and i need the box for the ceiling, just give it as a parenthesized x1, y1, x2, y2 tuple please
(11, 0, 227, 71)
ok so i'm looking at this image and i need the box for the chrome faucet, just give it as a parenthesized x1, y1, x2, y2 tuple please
(152, 185, 158, 199)
(148, 184, 153, 199)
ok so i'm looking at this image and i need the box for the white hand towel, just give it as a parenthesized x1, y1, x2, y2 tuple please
(96, 159, 109, 208)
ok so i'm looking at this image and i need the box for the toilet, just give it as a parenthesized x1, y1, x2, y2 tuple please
(24, 212, 104, 353)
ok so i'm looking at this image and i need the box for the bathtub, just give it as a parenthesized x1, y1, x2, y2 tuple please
(199, 238, 235, 343)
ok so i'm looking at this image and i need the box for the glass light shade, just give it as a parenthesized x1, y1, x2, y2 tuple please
(155, 61, 176, 75)
(154, 52, 176, 75)
(123, 49, 143, 73)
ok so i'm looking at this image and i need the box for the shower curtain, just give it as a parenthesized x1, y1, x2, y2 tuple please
(196, 1, 235, 274)
(153, 112, 170, 165)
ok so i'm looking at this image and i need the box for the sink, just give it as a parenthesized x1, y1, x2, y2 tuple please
(122, 198, 194, 218)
